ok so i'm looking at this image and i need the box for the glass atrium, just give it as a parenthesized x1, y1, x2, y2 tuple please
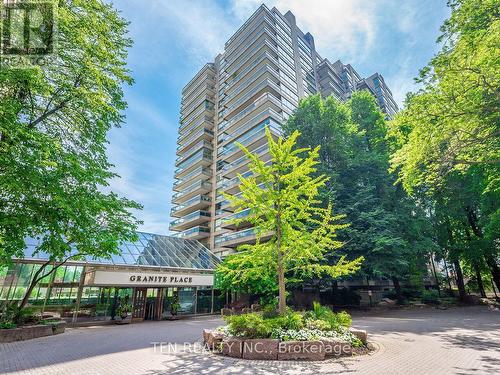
(0, 232, 225, 324)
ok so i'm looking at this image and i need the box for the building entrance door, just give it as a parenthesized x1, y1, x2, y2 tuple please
(132, 288, 146, 319)
(145, 288, 164, 320)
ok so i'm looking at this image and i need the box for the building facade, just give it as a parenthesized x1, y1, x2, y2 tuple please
(0, 233, 225, 323)
(170, 5, 399, 258)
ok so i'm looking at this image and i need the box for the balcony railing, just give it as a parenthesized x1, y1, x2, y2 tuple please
(171, 195, 211, 214)
(174, 150, 212, 174)
(177, 129, 214, 153)
(170, 210, 210, 228)
(173, 167, 211, 190)
(172, 181, 212, 202)
(175, 143, 212, 165)
(219, 92, 281, 133)
(171, 226, 210, 238)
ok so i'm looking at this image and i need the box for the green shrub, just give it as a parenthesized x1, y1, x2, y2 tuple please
(0, 321, 17, 329)
(274, 311, 304, 330)
(304, 302, 352, 331)
(261, 303, 279, 319)
(1, 303, 39, 325)
(421, 289, 440, 305)
(332, 311, 352, 328)
(305, 319, 330, 331)
(224, 313, 271, 339)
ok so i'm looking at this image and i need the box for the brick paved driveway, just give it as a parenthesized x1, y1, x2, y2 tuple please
(1, 306, 498, 374)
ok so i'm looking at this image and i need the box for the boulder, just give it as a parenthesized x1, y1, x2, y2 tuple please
(322, 339, 352, 356)
(349, 328, 368, 344)
(206, 330, 225, 349)
(242, 339, 279, 360)
(222, 337, 243, 358)
(51, 321, 67, 335)
(241, 307, 252, 314)
(277, 340, 325, 361)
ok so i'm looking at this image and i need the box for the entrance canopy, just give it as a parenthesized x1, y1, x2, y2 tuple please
(22, 232, 221, 271)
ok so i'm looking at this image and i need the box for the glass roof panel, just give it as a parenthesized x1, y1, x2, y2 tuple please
(20, 232, 220, 270)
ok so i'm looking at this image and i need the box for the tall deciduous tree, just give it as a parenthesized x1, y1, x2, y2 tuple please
(388, 0, 499, 293)
(216, 129, 363, 314)
(0, 0, 141, 317)
(283, 93, 434, 299)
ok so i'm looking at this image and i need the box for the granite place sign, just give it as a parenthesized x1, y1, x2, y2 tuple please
(89, 270, 214, 287)
(129, 275, 193, 284)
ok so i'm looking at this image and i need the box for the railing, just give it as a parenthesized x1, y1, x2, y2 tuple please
(170, 210, 211, 227)
(222, 208, 251, 224)
(175, 149, 212, 172)
(219, 92, 281, 133)
(218, 227, 256, 244)
(218, 121, 270, 157)
(173, 167, 211, 189)
(172, 181, 212, 201)
(177, 129, 213, 151)
(170, 195, 211, 214)
(171, 226, 210, 238)
(175, 141, 212, 164)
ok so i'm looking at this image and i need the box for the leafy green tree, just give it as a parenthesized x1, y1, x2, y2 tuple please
(388, 0, 499, 293)
(283, 93, 434, 299)
(388, 0, 499, 193)
(216, 129, 363, 314)
(0, 0, 141, 317)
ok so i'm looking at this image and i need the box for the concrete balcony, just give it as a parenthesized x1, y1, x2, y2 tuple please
(170, 195, 211, 218)
(169, 210, 211, 231)
(218, 93, 282, 136)
(174, 151, 212, 178)
(180, 101, 214, 126)
(181, 84, 215, 110)
(171, 226, 210, 240)
(220, 141, 271, 179)
(177, 128, 214, 154)
(218, 121, 280, 163)
(217, 228, 273, 248)
(175, 144, 213, 167)
(178, 117, 213, 145)
(173, 167, 211, 192)
(172, 181, 212, 204)
(220, 208, 252, 230)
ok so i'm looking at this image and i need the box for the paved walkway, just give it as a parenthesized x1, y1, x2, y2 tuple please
(0, 306, 499, 374)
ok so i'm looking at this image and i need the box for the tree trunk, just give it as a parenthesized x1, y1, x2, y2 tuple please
(453, 260, 467, 302)
(464, 206, 500, 291)
(15, 262, 51, 322)
(276, 212, 286, 315)
(485, 255, 500, 293)
(443, 256, 453, 294)
(474, 263, 486, 298)
(429, 254, 441, 297)
(391, 276, 402, 301)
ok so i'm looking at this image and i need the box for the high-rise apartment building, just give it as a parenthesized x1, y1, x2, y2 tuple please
(170, 5, 398, 257)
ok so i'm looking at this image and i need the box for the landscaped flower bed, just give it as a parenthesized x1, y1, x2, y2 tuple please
(0, 320, 67, 343)
(203, 302, 368, 361)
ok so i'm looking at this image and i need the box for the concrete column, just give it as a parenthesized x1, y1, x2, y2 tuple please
(72, 265, 86, 324)
(210, 288, 215, 314)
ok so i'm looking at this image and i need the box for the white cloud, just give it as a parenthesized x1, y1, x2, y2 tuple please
(230, 0, 379, 62)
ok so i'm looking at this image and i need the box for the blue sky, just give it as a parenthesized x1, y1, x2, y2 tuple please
(107, 0, 450, 234)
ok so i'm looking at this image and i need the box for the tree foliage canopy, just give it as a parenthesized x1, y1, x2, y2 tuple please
(387, 0, 500, 296)
(283, 92, 434, 288)
(0, 0, 141, 311)
(216, 129, 363, 310)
